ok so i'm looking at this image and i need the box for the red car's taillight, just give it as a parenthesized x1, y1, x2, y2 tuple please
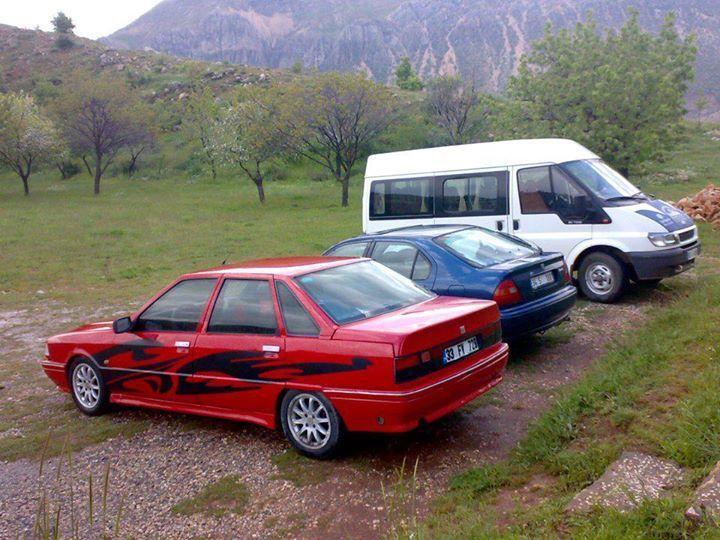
(395, 350, 431, 374)
(493, 279, 523, 307)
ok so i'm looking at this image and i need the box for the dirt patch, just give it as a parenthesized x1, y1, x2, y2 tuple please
(0, 285, 669, 538)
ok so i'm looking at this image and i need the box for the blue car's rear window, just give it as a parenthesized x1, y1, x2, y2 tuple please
(435, 228, 536, 268)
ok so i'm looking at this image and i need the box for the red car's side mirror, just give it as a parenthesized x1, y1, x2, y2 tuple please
(113, 316, 133, 334)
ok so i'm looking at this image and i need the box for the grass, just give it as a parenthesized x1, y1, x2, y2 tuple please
(270, 450, 332, 487)
(172, 475, 250, 517)
(0, 165, 362, 310)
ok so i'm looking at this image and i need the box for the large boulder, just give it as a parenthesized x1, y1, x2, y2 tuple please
(567, 451, 684, 513)
(686, 462, 720, 525)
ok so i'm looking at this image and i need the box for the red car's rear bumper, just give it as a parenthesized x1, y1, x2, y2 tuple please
(326, 342, 509, 433)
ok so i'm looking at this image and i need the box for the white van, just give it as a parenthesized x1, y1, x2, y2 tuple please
(362, 139, 700, 302)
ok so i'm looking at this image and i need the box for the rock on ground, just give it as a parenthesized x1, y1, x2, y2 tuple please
(686, 462, 720, 525)
(567, 451, 684, 513)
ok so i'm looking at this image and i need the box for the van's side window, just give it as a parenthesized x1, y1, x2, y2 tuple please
(518, 166, 590, 222)
(370, 179, 433, 219)
(442, 174, 506, 215)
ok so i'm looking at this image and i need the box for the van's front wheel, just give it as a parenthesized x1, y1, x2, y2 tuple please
(578, 253, 626, 303)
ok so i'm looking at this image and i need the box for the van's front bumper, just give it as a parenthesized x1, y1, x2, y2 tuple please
(500, 284, 577, 340)
(628, 242, 701, 280)
(326, 343, 508, 433)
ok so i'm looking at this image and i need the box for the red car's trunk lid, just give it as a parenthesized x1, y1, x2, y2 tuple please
(332, 296, 500, 356)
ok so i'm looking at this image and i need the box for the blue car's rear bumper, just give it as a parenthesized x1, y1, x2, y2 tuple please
(500, 284, 577, 340)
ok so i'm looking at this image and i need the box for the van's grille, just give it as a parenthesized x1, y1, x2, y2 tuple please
(395, 320, 502, 384)
(679, 230, 695, 243)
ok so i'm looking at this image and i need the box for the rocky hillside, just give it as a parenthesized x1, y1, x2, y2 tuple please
(0, 24, 282, 104)
(102, 0, 720, 117)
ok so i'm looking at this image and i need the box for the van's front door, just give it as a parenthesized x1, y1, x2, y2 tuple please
(433, 170, 510, 233)
(510, 165, 594, 257)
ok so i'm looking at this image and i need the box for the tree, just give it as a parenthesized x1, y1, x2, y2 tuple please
(276, 73, 396, 207)
(51, 73, 152, 194)
(126, 104, 157, 177)
(210, 88, 288, 203)
(425, 75, 488, 145)
(0, 93, 61, 195)
(51, 12, 75, 49)
(504, 11, 696, 177)
(695, 92, 709, 126)
(395, 57, 423, 91)
(183, 86, 222, 179)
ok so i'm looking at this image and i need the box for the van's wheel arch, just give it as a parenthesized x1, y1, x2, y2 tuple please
(574, 248, 630, 303)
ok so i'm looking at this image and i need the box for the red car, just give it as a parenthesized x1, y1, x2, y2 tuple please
(41, 257, 509, 458)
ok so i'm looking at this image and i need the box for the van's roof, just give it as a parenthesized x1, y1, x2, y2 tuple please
(365, 138, 599, 179)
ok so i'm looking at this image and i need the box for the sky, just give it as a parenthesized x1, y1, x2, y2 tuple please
(0, 1, 163, 39)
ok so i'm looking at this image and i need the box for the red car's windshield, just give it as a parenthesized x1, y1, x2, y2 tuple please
(295, 260, 434, 324)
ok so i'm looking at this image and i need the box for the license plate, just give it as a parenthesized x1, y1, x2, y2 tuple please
(530, 271, 554, 289)
(687, 247, 699, 260)
(443, 336, 480, 365)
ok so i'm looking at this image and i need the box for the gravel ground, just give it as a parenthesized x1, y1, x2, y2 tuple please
(0, 287, 665, 538)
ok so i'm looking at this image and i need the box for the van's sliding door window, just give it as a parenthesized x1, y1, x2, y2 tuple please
(370, 178, 434, 219)
(440, 174, 507, 216)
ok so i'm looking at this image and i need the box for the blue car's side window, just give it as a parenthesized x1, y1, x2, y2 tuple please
(371, 241, 432, 282)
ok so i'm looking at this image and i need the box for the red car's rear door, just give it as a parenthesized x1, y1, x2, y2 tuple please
(105, 278, 218, 405)
(191, 277, 285, 421)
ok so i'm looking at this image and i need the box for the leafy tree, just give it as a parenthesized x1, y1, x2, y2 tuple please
(395, 57, 423, 91)
(276, 72, 396, 207)
(51, 12, 75, 49)
(183, 86, 222, 179)
(210, 88, 288, 203)
(504, 11, 696, 177)
(0, 93, 61, 195)
(425, 75, 488, 144)
(51, 73, 152, 194)
(291, 60, 303, 75)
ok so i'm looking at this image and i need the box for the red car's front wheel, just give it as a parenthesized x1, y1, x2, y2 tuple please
(280, 391, 343, 459)
(69, 358, 109, 416)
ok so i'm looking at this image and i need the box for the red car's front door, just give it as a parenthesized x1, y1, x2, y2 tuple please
(103, 278, 218, 406)
(191, 277, 285, 424)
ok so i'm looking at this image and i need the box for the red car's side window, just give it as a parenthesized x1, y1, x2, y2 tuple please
(275, 281, 320, 337)
(207, 279, 278, 335)
(135, 278, 217, 332)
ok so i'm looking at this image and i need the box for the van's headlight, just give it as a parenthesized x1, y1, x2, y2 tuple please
(648, 232, 678, 247)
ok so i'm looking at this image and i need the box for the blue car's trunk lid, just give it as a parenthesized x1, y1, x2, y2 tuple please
(492, 252, 568, 302)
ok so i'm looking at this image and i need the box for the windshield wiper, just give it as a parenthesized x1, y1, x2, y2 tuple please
(605, 192, 645, 202)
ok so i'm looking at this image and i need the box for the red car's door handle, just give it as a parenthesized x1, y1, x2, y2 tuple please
(175, 341, 191, 348)
(262, 345, 280, 353)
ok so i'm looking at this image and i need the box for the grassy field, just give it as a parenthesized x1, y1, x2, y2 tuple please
(0, 164, 363, 310)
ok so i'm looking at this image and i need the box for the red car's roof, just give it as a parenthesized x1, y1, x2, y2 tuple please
(187, 256, 363, 278)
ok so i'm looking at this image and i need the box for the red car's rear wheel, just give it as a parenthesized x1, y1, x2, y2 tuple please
(280, 391, 343, 459)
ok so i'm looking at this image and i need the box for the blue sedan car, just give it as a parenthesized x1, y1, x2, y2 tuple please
(324, 225, 577, 340)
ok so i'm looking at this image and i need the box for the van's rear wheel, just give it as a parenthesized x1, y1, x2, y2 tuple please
(578, 253, 626, 303)
(280, 391, 343, 459)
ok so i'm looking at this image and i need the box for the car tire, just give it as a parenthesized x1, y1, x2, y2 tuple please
(280, 391, 343, 459)
(578, 252, 627, 303)
(69, 358, 109, 416)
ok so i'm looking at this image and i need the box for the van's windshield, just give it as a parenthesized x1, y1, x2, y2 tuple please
(560, 159, 644, 202)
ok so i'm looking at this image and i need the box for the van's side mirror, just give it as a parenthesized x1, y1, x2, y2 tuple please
(113, 316, 133, 334)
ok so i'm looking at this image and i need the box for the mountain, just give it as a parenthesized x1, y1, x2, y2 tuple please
(103, 0, 720, 118)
